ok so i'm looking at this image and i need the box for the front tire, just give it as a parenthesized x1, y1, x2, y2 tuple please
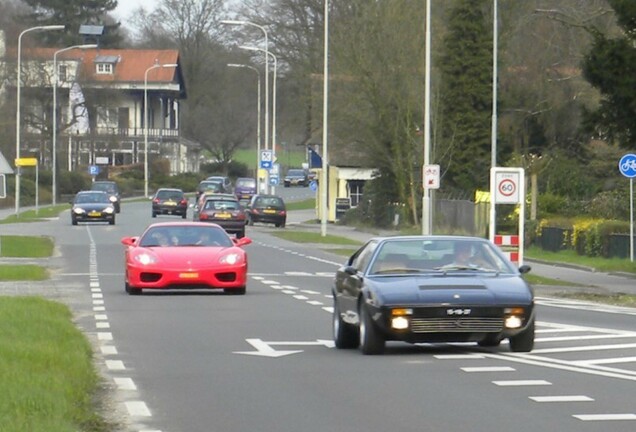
(72, 218, 78, 226)
(509, 320, 535, 352)
(359, 305, 385, 355)
(225, 286, 246, 295)
(125, 283, 142, 295)
(333, 301, 358, 349)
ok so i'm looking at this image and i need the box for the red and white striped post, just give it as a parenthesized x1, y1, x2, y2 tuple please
(494, 234, 521, 265)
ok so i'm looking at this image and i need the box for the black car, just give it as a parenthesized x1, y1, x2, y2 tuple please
(283, 169, 309, 187)
(91, 180, 121, 213)
(196, 180, 225, 202)
(195, 194, 246, 238)
(205, 175, 233, 194)
(332, 236, 535, 355)
(245, 194, 286, 228)
(71, 191, 116, 225)
(152, 188, 188, 218)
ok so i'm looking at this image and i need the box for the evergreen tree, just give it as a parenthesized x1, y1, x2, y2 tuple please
(581, 0, 636, 148)
(19, 0, 122, 47)
(438, 0, 492, 192)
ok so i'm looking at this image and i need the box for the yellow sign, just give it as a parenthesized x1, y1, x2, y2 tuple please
(15, 157, 38, 167)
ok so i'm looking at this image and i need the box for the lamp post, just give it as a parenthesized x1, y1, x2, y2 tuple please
(422, 0, 432, 235)
(52, 44, 96, 206)
(321, 0, 329, 236)
(220, 20, 269, 155)
(144, 63, 178, 198)
(239, 46, 277, 194)
(15, 25, 65, 215)
(227, 64, 261, 191)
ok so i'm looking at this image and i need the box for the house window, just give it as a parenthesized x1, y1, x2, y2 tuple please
(96, 63, 113, 74)
(57, 64, 67, 82)
(347, 180, 365, 207)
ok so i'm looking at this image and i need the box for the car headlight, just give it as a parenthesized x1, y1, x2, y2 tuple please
(134, 253, 157, 265)
(73, 207, 86, 214)
(391, 308, 412, 330)
(503, 307, 525, 329)
(103, 207, 115, 214)
(220, 253, 243, 265)
(109, 196, 117, 202)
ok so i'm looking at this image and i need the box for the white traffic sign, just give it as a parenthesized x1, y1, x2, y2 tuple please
(494, 171, 521, 204)
(260, 150, 273, 169)
(423, 164, 440, 189)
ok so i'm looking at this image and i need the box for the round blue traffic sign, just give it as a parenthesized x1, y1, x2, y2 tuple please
(619, 154, 636, 178)
(309, 180, 318, 191)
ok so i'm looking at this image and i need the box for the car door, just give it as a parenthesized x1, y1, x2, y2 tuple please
(335, 241, 378, 315)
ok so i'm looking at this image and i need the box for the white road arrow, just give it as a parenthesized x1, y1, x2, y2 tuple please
(234, 338, 334, 357)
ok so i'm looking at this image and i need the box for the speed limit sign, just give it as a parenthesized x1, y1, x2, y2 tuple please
(493, 170, 522, 204)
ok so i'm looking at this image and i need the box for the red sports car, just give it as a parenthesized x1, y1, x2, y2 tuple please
(121, 222, 251, 295)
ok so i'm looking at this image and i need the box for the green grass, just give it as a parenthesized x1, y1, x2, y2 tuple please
(0, 204, 70, 224)
(0, 297, 113, 431)
(271, 230, 364, 246)
(0, 265, 49, 281)
(0, 236, 55, 258)
(525, 246, 636, 274)
(286, 198, 316, 211)
(523, 273, 588, 287)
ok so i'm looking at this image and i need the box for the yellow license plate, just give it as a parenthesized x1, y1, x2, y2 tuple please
(264, 209, 276, 214)
(89, 211, 101, 216)
(179, 272, 199, 279)
(165, 201, 177, 206)
(216, 213, 231, 219)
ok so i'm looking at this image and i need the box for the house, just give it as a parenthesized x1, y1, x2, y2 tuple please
(1, 29, 197, 176)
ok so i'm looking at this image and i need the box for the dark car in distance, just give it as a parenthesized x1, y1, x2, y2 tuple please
(152, 188, 188, 218)
(205, 175, 233, 194)
(196, 180, 224, 202)
(91, 180, 121, 213)
(71, 191, 116, 225)
(332, 236, 535, 355)
(283, 169, 309, 187)
(195, 194, 246, 238)
(245, 194, 286, 228)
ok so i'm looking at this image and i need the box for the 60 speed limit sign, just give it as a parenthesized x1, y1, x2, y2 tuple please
(494, 171, 521, 204)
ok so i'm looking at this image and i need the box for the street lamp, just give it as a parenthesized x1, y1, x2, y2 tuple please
(220, 20, 269, 155)
(321, 0, 329, 236)
(144, 63, 178, 198)
(227, 63, 262, 192)
(239, 46, 277, 194)
(52, 44, 96, 206)
(15, 25, 65, 215)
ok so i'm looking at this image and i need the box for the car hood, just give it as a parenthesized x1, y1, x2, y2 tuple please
(367, 274, 533, 306)
(136, 246, 242, 268)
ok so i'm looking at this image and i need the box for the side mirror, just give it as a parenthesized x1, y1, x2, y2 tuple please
(121, 236, 138, 246)
(518, 264, 531, 274)
(343, 266, 357, 276)
(233, 237, 252, 247)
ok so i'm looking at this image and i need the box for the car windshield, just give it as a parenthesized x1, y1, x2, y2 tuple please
(255, 197, 284, 208)
(139, 226, 234, 247)
(199, 182, 222, 192)
(75, 193, 109, 204)
(156, 190, 183, 200)
(236, 178, 256, 188)
(368, 238, 514, 275)
(92, 183, 117, 194)
(287, 170, 305, 177)
(205, 200, 240, 210)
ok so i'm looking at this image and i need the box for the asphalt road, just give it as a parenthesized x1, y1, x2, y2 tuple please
(2, 194, 636, 431)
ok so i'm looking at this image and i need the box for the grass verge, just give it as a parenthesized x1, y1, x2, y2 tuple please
(525, 246, 636, 274)
(0, 265, 48, 281)
(0, 297, 114, 431)
(0, 205, 70, 224)
(0, 235, 55, 257)
(286, 198, 316, 211)
(271, 230, 363, 246)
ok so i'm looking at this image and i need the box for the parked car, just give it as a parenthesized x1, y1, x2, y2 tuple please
(234, 177, 257, 201)
(332, 235, 535, 355)
(91, 180, 121, 213)
(195, 194, 246, 238)
(205, 175, 233, 194)
(151, 188, 188, 218)
(120, 222, 251, 295)
(283, 169, 309, 187)
(71, 190, 116, 225)
(245, 194, 287, 228)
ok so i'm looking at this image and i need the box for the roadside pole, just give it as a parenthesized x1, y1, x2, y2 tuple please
(618, 153, 636, 262)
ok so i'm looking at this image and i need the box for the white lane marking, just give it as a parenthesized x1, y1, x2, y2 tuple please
(92, 293, 103, 299)
(531, 342, 636, 354)
(574, 414, 636, 421)
(572, 356, 636, 366)
(281, 285, 298, 290)
(93, 299, 104, 305)
(106, 360, 125, 370)
(125, 401, 152, 417)
(301, 290, 320, 295)
(282, 290, 296, 295)
(95, 314, 108, 320)
(114, 377, 137, 390)
(294, 295, 309, 300)
(286, 271, 313, 276)
(90, 282, 100, 288)
(261, 280, 280, 285)
(530, 396, 593, 402)
(323, 307, 334, 313)
(91, 288, 101, 292)
(96, 322, 110, 329)
(98, 332, 113, 341)
(101, 346, 118, 355)
(307, 301, 324, 306)
(537, 333, 636, 343)
(93, 306, 106, 312)
(435, 354, 485, 360)
(461, 366, 515, 372)
(493, 380, 551, 386)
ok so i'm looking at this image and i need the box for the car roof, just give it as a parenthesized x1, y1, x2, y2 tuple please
(156, 188, 184, 193)
(144, 221, 224, 229)
(78, 190, 108, 195)
(369, 235, 491, 243)
(205, 193, 238, 200)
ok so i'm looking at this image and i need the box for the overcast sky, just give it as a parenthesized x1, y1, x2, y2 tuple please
(113, 0, 157, 21)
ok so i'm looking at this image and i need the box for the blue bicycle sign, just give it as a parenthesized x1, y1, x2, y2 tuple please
(619, 154, 636, 178)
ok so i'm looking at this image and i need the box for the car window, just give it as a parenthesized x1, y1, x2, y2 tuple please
(92, 183, 117, 193)
(76, 193, 108, 203)
(351, 241, 378, 271)
(157, 190, 183, 200)
(205, 200, 240, 210)
(236, 178, 256, 188)
(140, 226, 233, 248)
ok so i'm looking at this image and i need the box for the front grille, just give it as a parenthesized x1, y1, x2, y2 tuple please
(411, 317, 503, 333)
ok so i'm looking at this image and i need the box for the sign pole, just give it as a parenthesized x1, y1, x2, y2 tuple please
(618, 154, 636, 262)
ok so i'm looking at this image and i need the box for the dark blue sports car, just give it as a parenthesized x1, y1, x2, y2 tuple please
(332, 236, 535, 355)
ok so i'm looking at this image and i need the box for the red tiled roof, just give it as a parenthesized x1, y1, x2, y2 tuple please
(15, 47, 180, 84)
